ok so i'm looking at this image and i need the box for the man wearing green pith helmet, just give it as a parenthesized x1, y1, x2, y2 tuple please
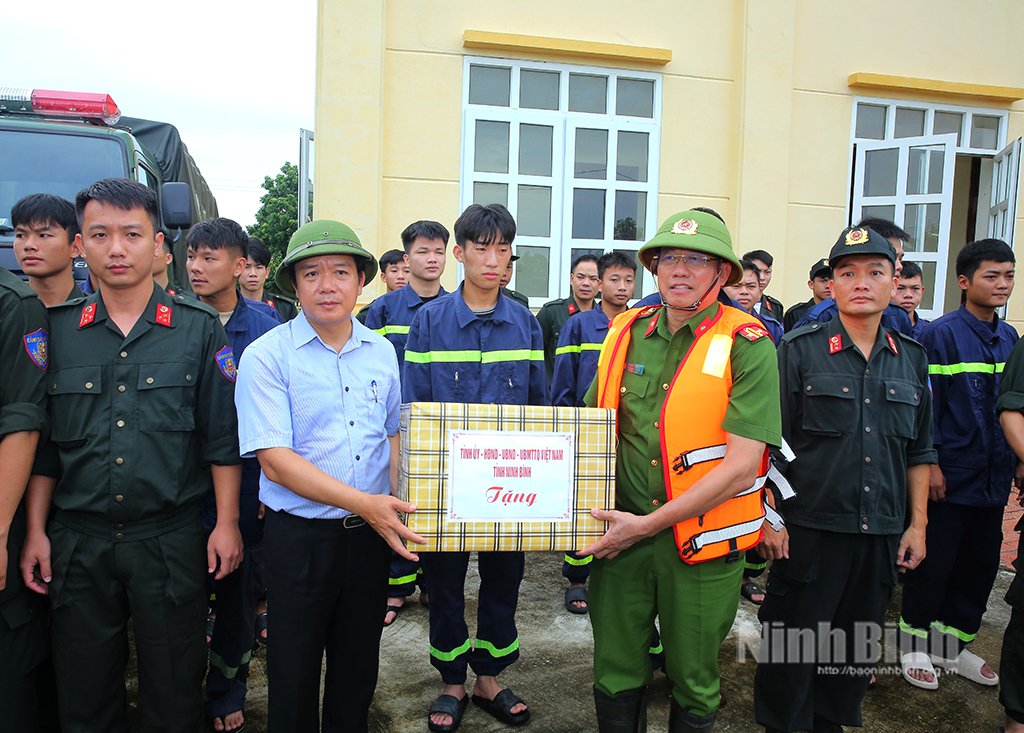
(580, 209, 782, 732)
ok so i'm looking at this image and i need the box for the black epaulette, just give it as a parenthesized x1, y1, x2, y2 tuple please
(50, 296, 88, 310)
(174, 294, 220, 318)
(890, 327, 927, 354)
(780, 321, 823, 342)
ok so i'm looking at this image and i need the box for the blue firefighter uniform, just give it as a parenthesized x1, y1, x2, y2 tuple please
(364, 283, 447, 603)
(899, 305, 1019, 660)
(403, 283, 547, 685)
(793, 297, 914, 336)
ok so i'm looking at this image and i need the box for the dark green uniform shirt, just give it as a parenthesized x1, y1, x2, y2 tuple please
(777, 318, 936, 535)
(997, 338, 1024, 608)
(502, 287, 530, 309)
(0, 268, 49, 614)
(46, 286, 240, 526)
(585, 301, 782, 517)
(538, 295, 593, 384)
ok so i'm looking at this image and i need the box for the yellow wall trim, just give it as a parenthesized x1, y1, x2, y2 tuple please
(463, 30, 671, 65)
(848, 72, 1024, 103)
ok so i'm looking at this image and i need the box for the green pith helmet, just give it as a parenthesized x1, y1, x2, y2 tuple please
(637, 210, 743, 286)
(275, 219, 377, 295)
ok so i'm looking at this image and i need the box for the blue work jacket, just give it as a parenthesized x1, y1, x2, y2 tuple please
(911, 313, 930, 341)
(403, 283, 549, 406)
(794, 298, 914, 336)
(364, 283, 447, 368)
(922, 305, 1019, 507)
(551, 307, 611, 407)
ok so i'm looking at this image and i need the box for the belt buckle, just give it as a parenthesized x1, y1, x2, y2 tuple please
(343, 514, 366, 529)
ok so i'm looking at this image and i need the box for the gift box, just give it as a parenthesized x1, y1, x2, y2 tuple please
(398, 402, 616, 552)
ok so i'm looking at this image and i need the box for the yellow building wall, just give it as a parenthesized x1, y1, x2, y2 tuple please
(316, 0, 1024, 324)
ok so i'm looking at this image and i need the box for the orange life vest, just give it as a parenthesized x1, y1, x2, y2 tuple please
(596, 303, 771, 564)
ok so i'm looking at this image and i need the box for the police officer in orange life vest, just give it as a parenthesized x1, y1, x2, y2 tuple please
(579, 209, 782, 732)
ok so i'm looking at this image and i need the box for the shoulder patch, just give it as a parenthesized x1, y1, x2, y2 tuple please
(79, 303, 97, 328)
(637, 305, 661, 318)
(829, 334, 843, 354)
(23, 328, 48, 370)
(567, 302, 577, 315)
(737, 325, 769, 342)
(886, 333, 899, 355)
(215, 346, 237, 382)
(156, 303, 172, 327)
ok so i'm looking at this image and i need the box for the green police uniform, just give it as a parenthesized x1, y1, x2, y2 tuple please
(538, 295, 592, 383)
(45, 285, 240, 732)
(502, 287, 530, 309)
(584, 300, 781, 718)
(0, 268, 51, 731)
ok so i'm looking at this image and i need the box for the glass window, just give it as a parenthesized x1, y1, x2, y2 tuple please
(519, 124, 553, 177)
(517, 185, 552, 237)
(572, 189, 606, 239)
(863, 147, 899, 197)
(575, 129, 608, 179)
(616, 131, 649, 182)
(474, 120, 509, 174)
(616, 78, 655, 118)
(569, 74, 607, 114)
(860, 204, 896, 222)
(971, 115, 1000, 150)
(520, 70, 559, 110)
(903, 203, 941, 253)
(614, 191, 647, 241)
(473, 182, 508, 207)
(856, 104, 887, 140)
(918, 261, 937, 311)
(906, 146, 944, 195)
(894, 107, 925, 138)
(932, 111, 963, 145)
(469, 65, 511, 106)
(570, 248, 604, 270)
(516, 245, 550, 297)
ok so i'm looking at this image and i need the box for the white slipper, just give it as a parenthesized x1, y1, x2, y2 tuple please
(901, 651, 939, 690)
(932, 649, 999, 686)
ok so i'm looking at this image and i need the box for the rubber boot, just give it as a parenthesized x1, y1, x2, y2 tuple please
(668, 697, 716, 732)
(594, 686, 649, 733)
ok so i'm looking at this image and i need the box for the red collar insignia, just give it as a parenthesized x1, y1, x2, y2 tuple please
(644, 311, 661, 337)
(887, 333, 899, 354)
(739, 325, 769, 341)
(567, 302, 577, 315)
(79, 303, 96, 328)
(156, 304, 173, 327)
(266, 298, 275, 307)
(828, 334, 842, 354)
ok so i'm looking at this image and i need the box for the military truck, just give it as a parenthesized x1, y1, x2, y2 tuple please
(0, 87, 218, 288)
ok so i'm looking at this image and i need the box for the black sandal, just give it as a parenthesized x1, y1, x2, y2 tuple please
(472, 689, 530, 726)
(428, 694, 469, 732)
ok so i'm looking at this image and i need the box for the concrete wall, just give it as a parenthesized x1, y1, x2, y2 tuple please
(316, 0, 1024, 322)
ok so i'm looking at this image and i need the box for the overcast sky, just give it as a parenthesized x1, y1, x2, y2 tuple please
(5, 0, 316, 227)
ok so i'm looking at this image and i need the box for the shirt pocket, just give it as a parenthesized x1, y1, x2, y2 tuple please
(365, 380, 387, 436)
(137, 362, 198, 432)
(801, 375, 855, 437)
(48, 366, 103, 444)
(883, 379, 922, 439)
(619, 372, 649, 436)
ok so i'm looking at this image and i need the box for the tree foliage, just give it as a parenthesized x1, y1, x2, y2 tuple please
(247, 162, 312, 262)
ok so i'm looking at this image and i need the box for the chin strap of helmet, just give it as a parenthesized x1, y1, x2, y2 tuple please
(660, 262, 723, 312)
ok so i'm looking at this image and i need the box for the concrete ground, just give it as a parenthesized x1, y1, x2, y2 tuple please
(122, 548, 1017, 732)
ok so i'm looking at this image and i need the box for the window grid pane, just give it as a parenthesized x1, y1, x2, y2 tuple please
(894, 107, 925, 139)
(519, 124, 553, 177)
(614, 191, 647, 241)
(473, 182, 508, 208)
(856, 104, 887, 140)
(575, 129, 608, 180)
(520, 70, 559, 110)
(933, 111, 963, 145)
(616, 78, 655, 118)
(572, 189, 606, 239)
(516, 245, 550, 298)
(517, 185, 552, 238)
(474, 120, 509, 174)
(469, 65, 511, 107)
(569, 74, 608, 114)
(971, 115, 1000, 150)
(616, 131, 649, 182)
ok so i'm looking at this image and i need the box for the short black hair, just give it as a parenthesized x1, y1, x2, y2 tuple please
(401, 220, 450, 251)
(571, 253, 599, 273)
(691, 206, 726, 224)
(737, 258, 762, 280)
(247, 237, 271, 267)
(856, 216, 910, 244)
(453, 204, 516, 248)
(76, 178, 159, 233)
(11, 193, 79, 243)
(742, 250, 773, 267)
(597, 251, 637, 279)
(956, 238, 1015, 281)
(379, 249, 406, 270)
(185, 218, 248, 260)
(899, 260, 923, 280)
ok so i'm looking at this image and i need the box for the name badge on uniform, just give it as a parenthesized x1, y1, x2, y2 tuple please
(625, 362, 644, 375)
(702, 334, 732, 378)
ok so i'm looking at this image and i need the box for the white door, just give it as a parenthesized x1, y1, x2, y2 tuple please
(852, 133, 957, 320)
(988, 137, 1021, 247)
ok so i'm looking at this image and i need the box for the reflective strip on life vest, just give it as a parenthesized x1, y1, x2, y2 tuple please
(681, 516, 766, 558)
(767, 464, 796, 500)
(672, 444, 728, 473)
(763, 502, 785, 531)
(778, 437, 796, 463)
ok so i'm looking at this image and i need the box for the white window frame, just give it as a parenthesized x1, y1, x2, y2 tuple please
(461, 56, 662, 306)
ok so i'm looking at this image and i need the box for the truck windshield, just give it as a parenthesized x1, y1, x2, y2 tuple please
(0, 130, 125, 229)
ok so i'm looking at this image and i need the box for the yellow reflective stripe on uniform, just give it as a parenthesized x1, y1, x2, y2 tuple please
(405, 349, 544, 364)
(899, 617, 929, 639)
(928, 362, 1005, 375)
(649, 640, 664, 655)
(556, 344, 581, 356)
(430, 639, 472, 661)
(474, 637, 520, 658)
(563, 553, 593, 566)
(389, 572, 418, 586)
(210, 649, 252, 679)
(932, 620, 978, 643)
(380, 325, 410, 335)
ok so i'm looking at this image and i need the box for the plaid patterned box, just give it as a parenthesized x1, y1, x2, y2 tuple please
(398, 402, 616, 552)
